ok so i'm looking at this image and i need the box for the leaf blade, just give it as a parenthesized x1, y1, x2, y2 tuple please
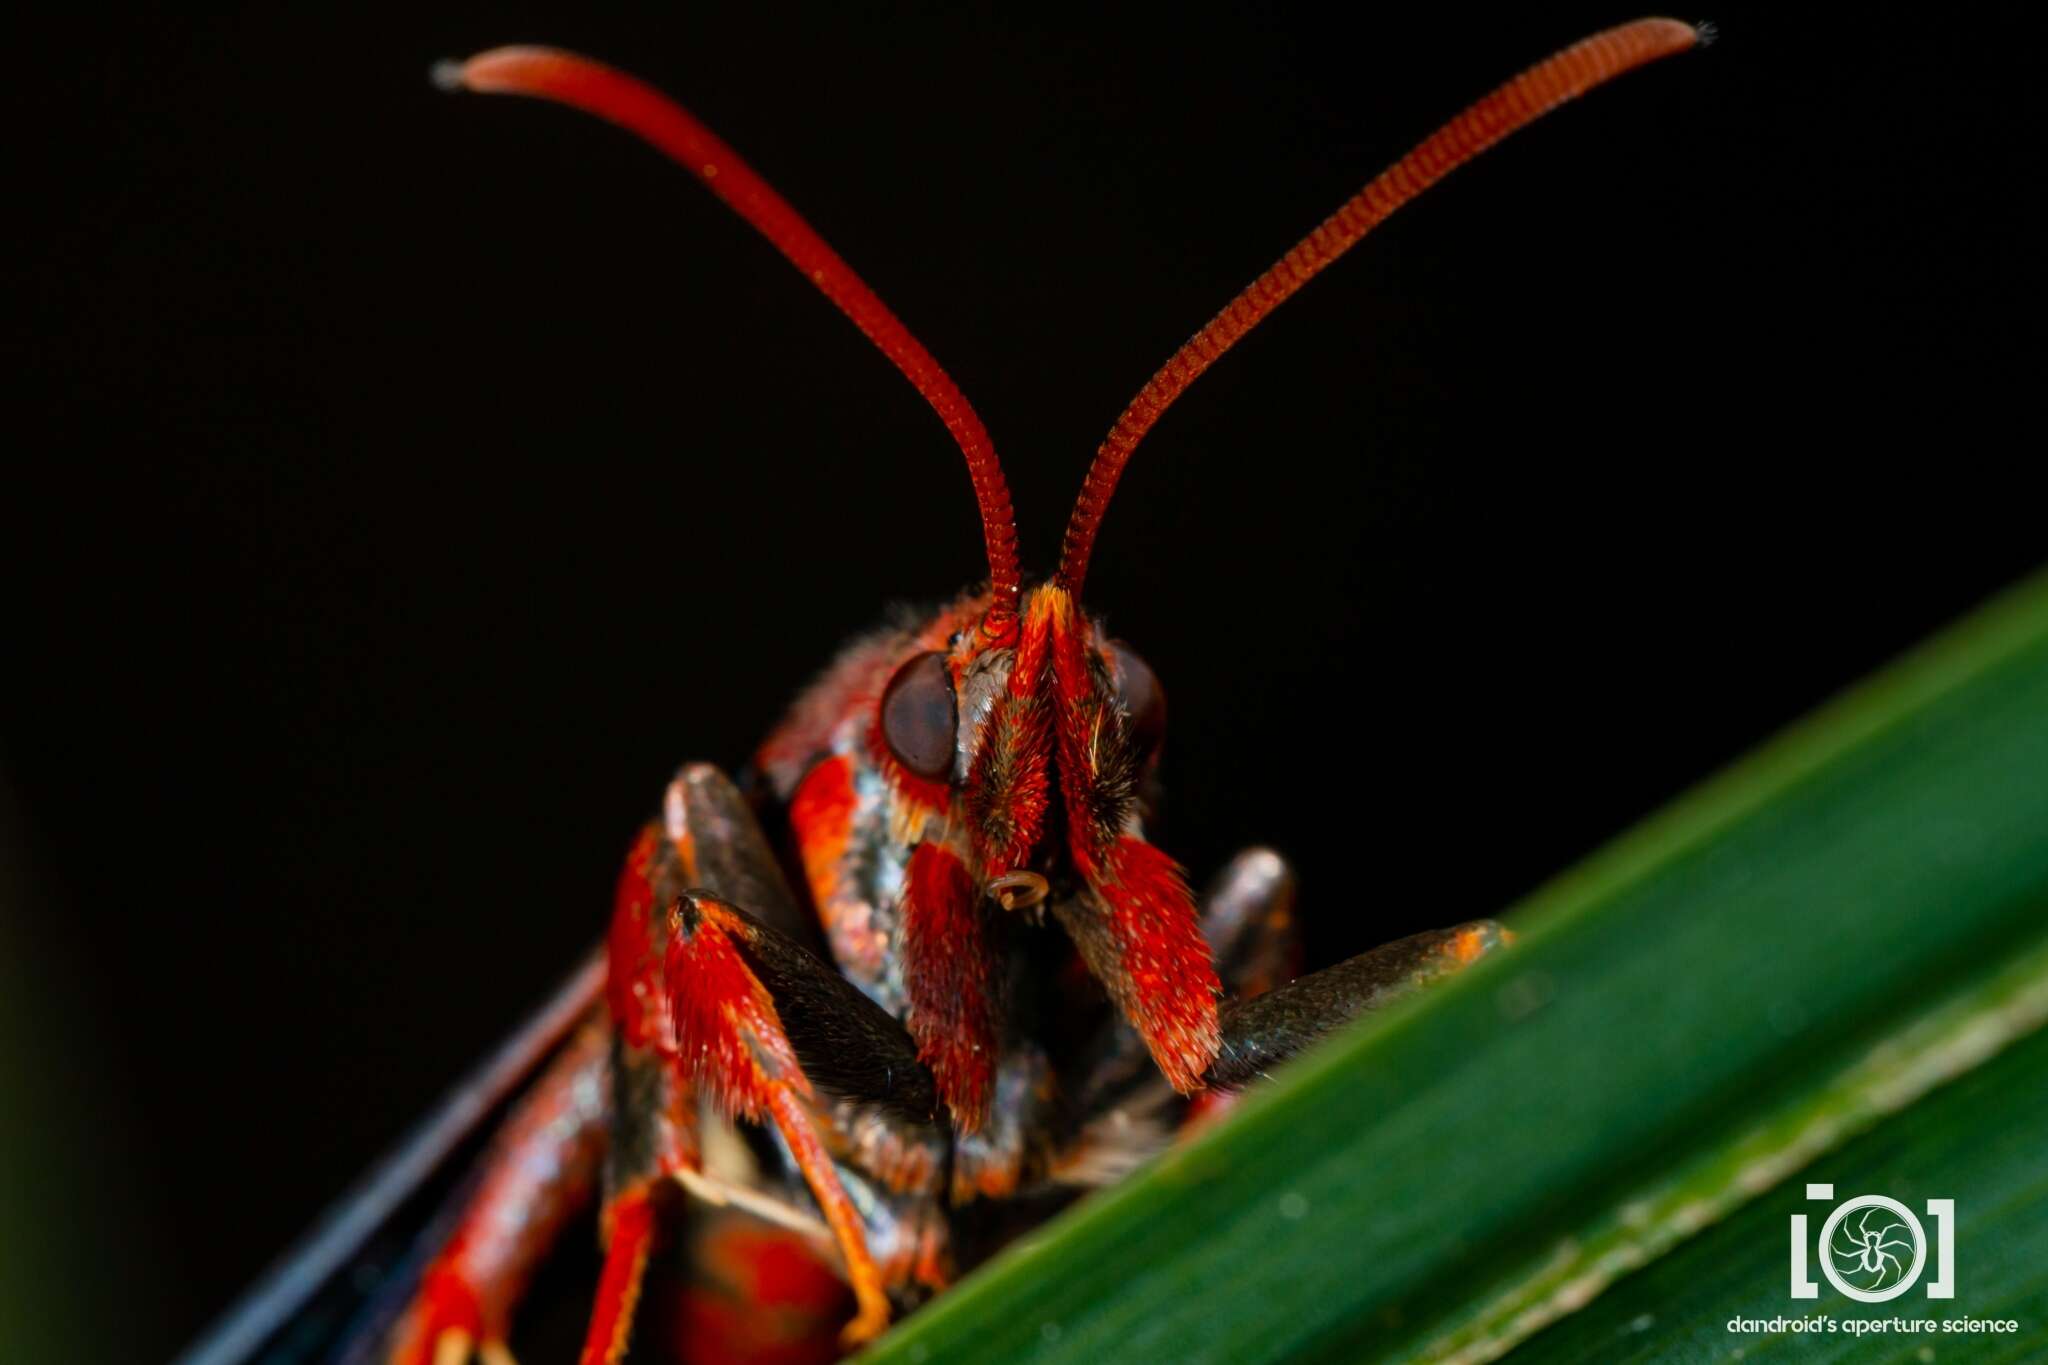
(864, 570, 2048, 1364)
(1509, 1017, 2048, 1363)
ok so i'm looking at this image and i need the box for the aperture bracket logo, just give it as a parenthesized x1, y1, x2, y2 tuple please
(1791, 1184, 1955, 1302)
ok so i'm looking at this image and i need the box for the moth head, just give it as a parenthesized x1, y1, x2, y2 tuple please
(865, 584, 1212, 1102)
(443, 19, 1706, 1111)
(871, 603, 1168, 886)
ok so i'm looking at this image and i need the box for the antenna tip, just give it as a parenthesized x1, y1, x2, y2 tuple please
(429, 58, 470, 93)
(1691, 20, 1719, 48)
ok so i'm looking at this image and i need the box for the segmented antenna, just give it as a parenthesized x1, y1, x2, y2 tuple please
(438, 47, 1024, 623)
(1054, 17, 1704, 596)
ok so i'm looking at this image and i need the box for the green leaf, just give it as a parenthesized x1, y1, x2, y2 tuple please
(863, 569, 2048, 1364)
(1511, 1012, 2048, 1363)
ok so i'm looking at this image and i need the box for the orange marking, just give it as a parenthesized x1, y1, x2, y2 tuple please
(1010, 583, 1070, 693)
(789, 755, 855, 912)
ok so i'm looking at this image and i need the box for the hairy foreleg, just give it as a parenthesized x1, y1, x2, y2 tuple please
(666, 892, 932, 1344)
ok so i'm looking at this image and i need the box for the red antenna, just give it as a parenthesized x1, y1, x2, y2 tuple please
(1054, 17, 1704, 596)
(438, 47, 1024, 624)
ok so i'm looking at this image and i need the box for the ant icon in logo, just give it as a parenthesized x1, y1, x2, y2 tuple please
(1792, 1185, 1956, 1304)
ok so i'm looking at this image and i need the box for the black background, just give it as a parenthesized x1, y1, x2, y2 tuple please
(6, 5, 2043, 1362)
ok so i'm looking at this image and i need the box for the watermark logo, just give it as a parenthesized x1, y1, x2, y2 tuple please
(1726, 1185, 2016, 1340)
(1791, 1185, 1954, 1302)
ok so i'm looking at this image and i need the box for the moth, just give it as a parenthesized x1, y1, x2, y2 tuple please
(180, 17, 1701, 1365)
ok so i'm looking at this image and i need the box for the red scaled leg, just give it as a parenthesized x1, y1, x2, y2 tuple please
(579, 1184, 658, 1365)
(667, 892, 893, 1346)
(577, 1038, 696, 1365)
(388, 1018, 610, 1365)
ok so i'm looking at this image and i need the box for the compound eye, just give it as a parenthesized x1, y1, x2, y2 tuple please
(880, 651, 958, 780)
(1108, 641, 1166, 758)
